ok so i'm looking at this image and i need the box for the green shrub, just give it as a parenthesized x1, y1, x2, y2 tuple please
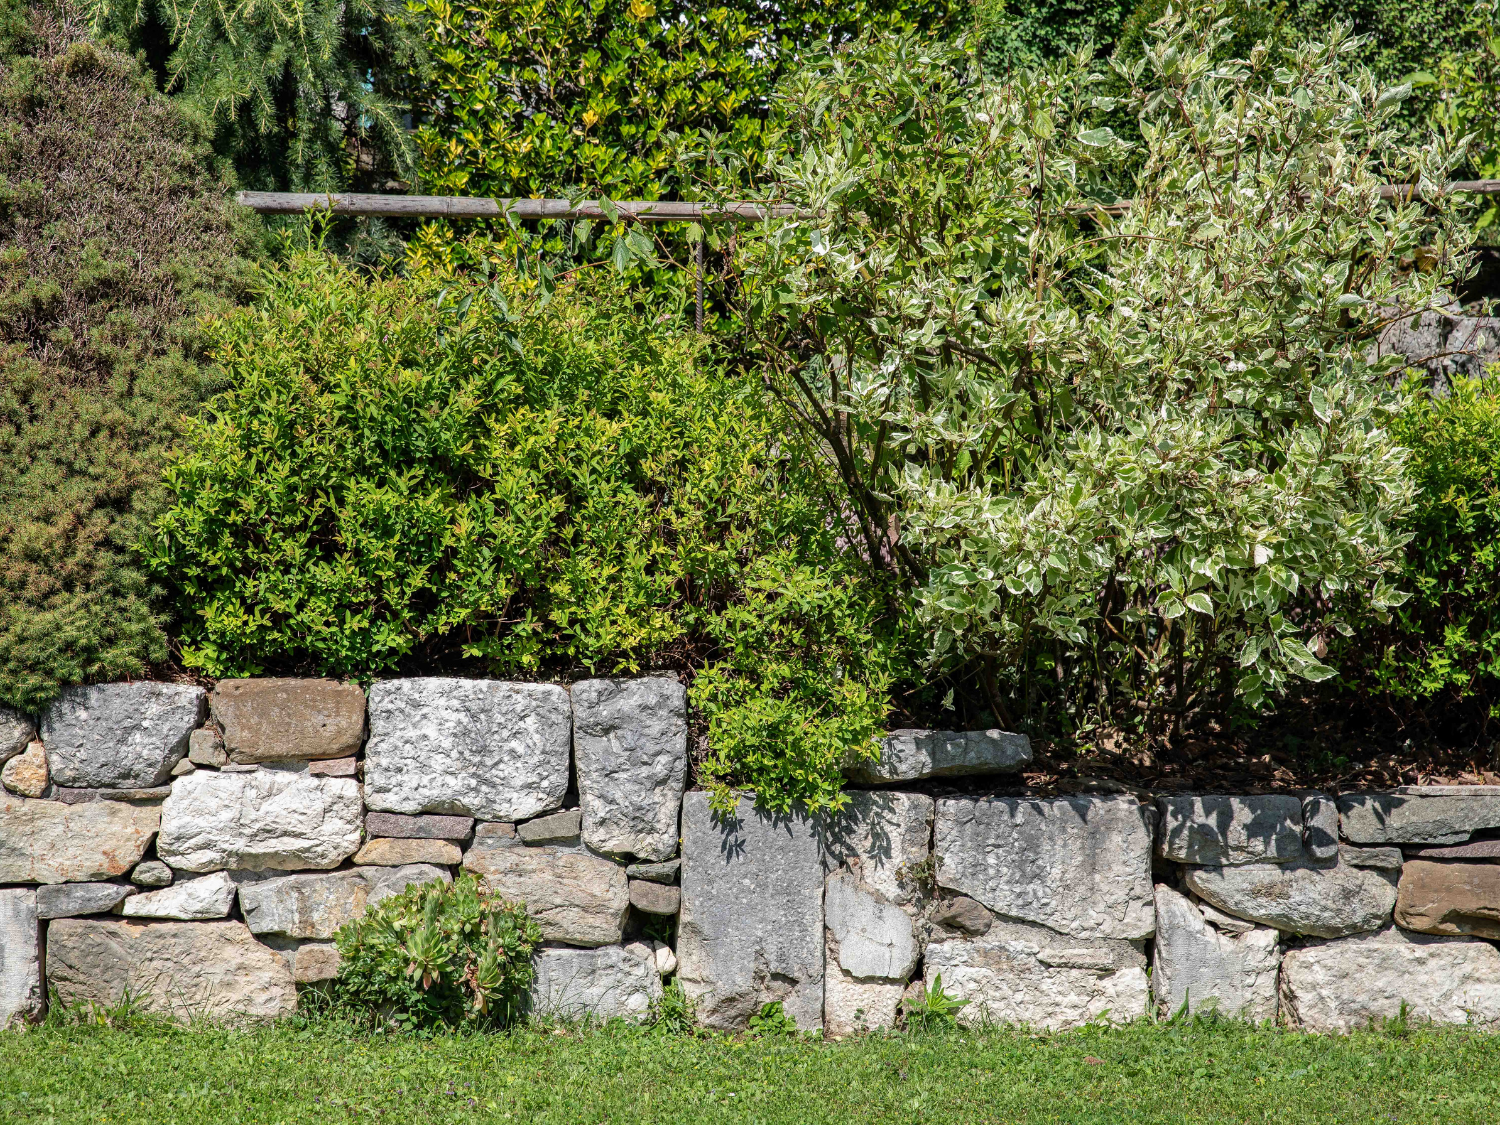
(331, 873, 540, 1030)
(146, 245, 901, 810)
(0, 0, 255, 713)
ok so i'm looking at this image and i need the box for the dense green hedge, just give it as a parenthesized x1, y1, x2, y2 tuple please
(0, 0, 255, 712)
(145, 248, 904, 809)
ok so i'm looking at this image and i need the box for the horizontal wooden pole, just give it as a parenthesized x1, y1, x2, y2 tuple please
(236, 192, 797, 222)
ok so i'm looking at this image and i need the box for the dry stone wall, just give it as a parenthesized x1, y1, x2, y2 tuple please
(6, 679, 1500, 1035)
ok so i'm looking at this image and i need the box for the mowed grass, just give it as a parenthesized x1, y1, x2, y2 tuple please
(3, 1017, 1497, 1124)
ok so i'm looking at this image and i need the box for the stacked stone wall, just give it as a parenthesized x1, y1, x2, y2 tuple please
(4, 677, 1500, 1034)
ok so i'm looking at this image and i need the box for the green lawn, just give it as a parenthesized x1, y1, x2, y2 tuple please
(2, 1017, 1495, 1124)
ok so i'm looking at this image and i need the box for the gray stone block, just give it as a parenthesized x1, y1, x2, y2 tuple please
(187, 728, 226, 768)
(45, 919, 297, 1025)
(0, 704, 33, 765)
(1341, 845, 1403, 870)
(825, 871, 917, 981)
(36, 883, 137, 919)
(239, 865, 451, 940)
(824, 931, 906, 1036)
(935, 795, 1155, 940)
(821, 790, 933, 911)
(1280, 926, 1500, 1033)
(0, 889, 41, 1027)
(363, 678, 571, 821)
(1151, 884, 1279, 1021)
(211, 678, 366, 764)
(1185, 856, 1396, 938)
(121, 872, 236, 920)
(1403, 837, 1500, 860)
(1339, 786, 1500, 845)
(677, 792, 825, 1030)
(157, 769, 362, 872)
(0, 795, 159, 883)
(530, 942, 663, 1023)
(463, 841, 628, 948)
(930, 895, 993, 936)
(42, 682, 206, 789)
(365, 812, 475, 840)
(628, 880, 680, 916)
(1155, 795, 1303, 866)
(573, 677, 687, 862)
(626, 859, 680, 884)
(847, 729, 1031, 784)
(924, 920, 1149, 1030)
(131, 861, 174, 887)
(1302, 795, 1340, 862)
(518, 809, 582, 845)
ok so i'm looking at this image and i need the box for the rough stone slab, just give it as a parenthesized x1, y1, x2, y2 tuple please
(847, 728, 1031, 784)
(1394, 859, 1500, 939)
(475, 822, 518, 842)
(0, 795, 159, 883)
(935, 796, 1155, 940)
(1155, 795, 1303, 866)
(1342, 845, 1403, 870)
(0, 704, 33, 763)
(2, 739, 47, 797)
(187, 729, 226, 768)
(0, 888, 42, 1027)
(364, 678, 570, 821)
(157, 769, 362, 872)
(42, 682, 205, 789)
(1302, 795, 1340, 862)
(1280, 926, 1500, 1032)
(131, 861, 173, 887)
(1197, 901, 1257, 934)
(1185, 857, 1396, 938)
(627, 859, 680, 884)
(463, 842, 628, 948)
(573, 677, 687, 862)
(211, 678, 366, 764)
(530, 942, 663, 1023)
(824, 932, 905, 1036)
(366, 812, 474, 840)
(172, 759, 196, 778)
(825, 871, 918, 981)
(354, 838, 461, 867)
(121, 872, 236, 920)
(821, 791, 935, 911)
(46, 919, 297, 1025)
(36, 883, 136, 919)
(924, 921, 1149, 1030)
(239, 865, 450, 940)
(309, 757, 358, 777)
(1151, 884, 1279, 1021)
(1404, 838, 1500, 860)
(518, 809, 582, 845)
(629, 880, 680, 916)
(677, 792, 824, 1030)
(1339, 786, 1500, 845)
(98, 785, 173, 802)
(292, 942, 341, 983)
(931, 895, 993, 936)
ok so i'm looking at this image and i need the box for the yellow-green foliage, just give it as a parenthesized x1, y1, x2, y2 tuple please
(146, 247, 902, 810)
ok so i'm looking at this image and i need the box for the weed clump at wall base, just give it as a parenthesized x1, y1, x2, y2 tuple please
(0, 0, 256, 712)
(146, 248, 904, 811)
(330, 873, 541, 1031)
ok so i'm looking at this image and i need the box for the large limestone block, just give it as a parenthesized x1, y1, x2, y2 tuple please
(1394, 859, 1500, 939)
(825, 871, 918, 981)
(821, 791, 934, 911)
(46, 919, 297, 1025)
(0, 704, 33, 763)
(677, 792, 825, 1030)
(0, 796, 158, 883)
(462, 842, 627, 948)
(211, 678, 366, 763)
(935, 796, 1155, 940)
(42, 682, 206, 789)
(364, 678, 571, 821)
(1280, 926, 1500, 1033)
(924, 921, 1149, 1030)
(239, 865, 451, 939)
(572, 677, 687, 862)
(1151, 884, 1279, 1021)
(120, 872, 236, 920)
(157, 769, 363, 872)
(1339, 786, 1500, 846)
(824, 932, 905, 1036)
(1156, 795, 1303, 866)
(530, 942, 663, 1023)
(0, 889, 42, 1027)
(1185, 856, 1396, 938)
(848, 728, 1031, 784)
